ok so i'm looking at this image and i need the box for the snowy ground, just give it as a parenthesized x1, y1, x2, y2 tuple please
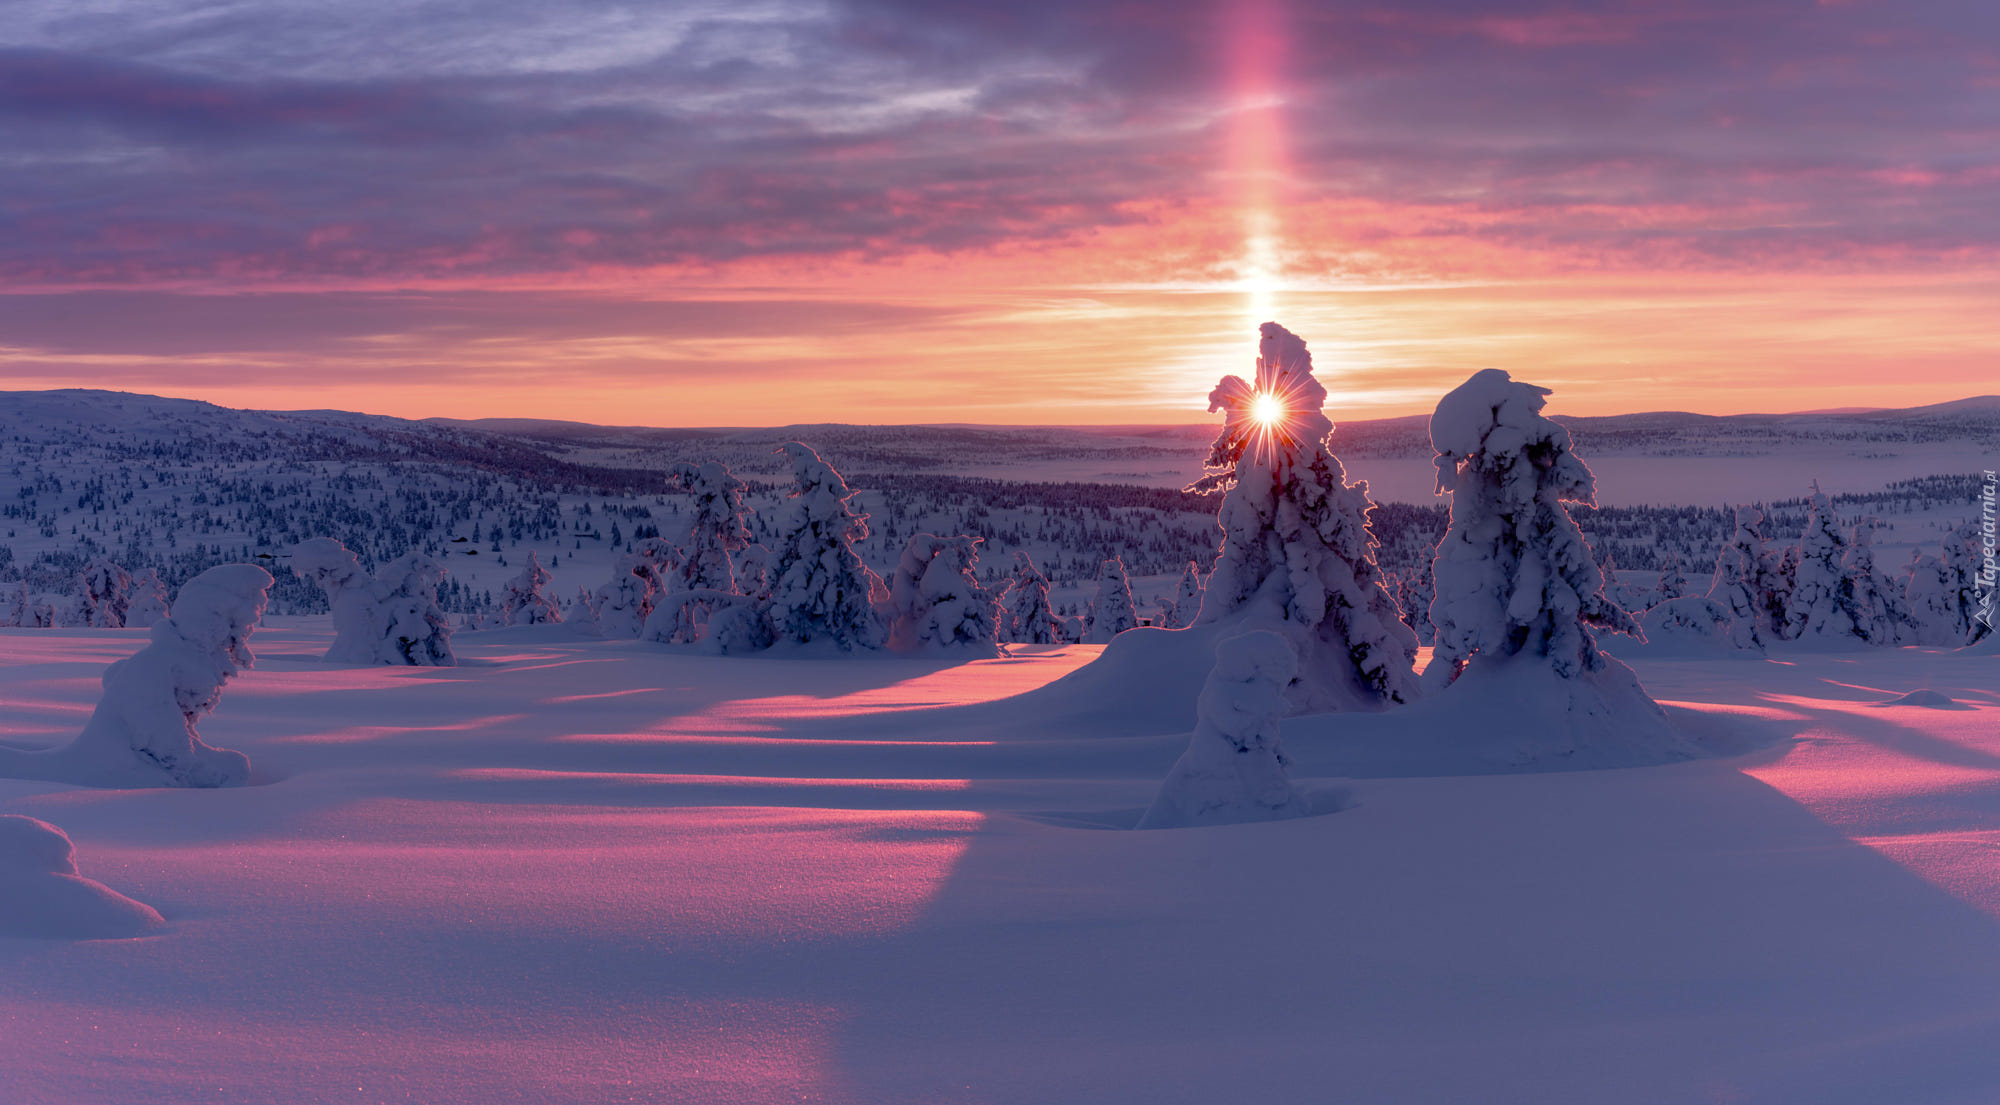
(2, 623, 1998, 1104)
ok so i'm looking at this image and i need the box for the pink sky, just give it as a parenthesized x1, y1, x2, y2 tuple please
(0, 0, 1994, 424)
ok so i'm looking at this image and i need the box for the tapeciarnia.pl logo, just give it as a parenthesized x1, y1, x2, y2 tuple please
(1980, 469, 1997, 629)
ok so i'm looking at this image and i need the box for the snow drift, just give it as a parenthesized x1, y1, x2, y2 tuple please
(1139, 630, 1310, 829)
(0, 816, 164, 940)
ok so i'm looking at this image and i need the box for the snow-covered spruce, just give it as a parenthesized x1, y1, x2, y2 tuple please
(999, 552, 1061, 644)
(76, 558, 132, 628)
(1186, 323, 1418, 709)
(1780, 484, 1859, 644)
(0, 815, 165, 939)
(1423, 369, 1680, 757)
(0, 565, 271, 788)
(1648, 551, 1688, 609)
(126, 568, 170, 628)
(765, 442, 886, 651)
(1837, 522, 1903, 645)
(1085, 558, 1139, 643)
(668, 461, 752, 594)
(884, 534, 1001, 655)
(1704, 507, 1773, 650)
(1163, 561, 1204, 630)
(498, 550, 560, 626)
(733, 542, 773, 603)
(1138, 630, 1309, 830)
(294, 538, 456, 665)
(592, 538, 678, 640)
(1903, 524, 1989, 647)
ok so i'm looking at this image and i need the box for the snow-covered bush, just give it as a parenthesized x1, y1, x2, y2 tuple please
(1781, 486, 1860, 644)
(1637, 595, 1759, 655)
(1189, 323, 1418, 711)
(0, 816, 164, 939)
(126, 569, 170, 628)
(999, 552, 1061, 644)
(75, 559, 132, 628)
(1426, 368, 1645, 685)
(1163, 561, 1203, 629)
(1705, 507, 1773, 650)
(766, 442, 885, 651)
(592, 538, 678, 639)
(498, 550, 560, 626)
(1138, 630, 1309, 829)
(48, 564, 270, 787)
(1085, 558, 1138, 643)
(295, 538, 456, 665)
(884, 534, 1001, 655)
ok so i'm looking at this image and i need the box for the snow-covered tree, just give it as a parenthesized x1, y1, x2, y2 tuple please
(498, 549, 559, 626)
(1426, 368, 1645, 684)
(766, 442, 885, 650)
(2, 581, 31, 628)
(1138, 630, 1308, 829)
(1836, 521, 1902, 644)
(1649, 551, 1687, 609)
(126, 569, 170, 628)
(1398, 564, 1436, 646)
(1638, 595, 1759, 654)
(1782, 485, 1857, 643)
(999, 552, 1061, 644)
(294, 538, 455, 665)
(592, 538, 678, 639)
(75, 559, 131, 628)
(884, 534, 1000, 655)
(564, 586, 595, 625)
(1163, 561, 1204, 629)
(374, 551, 455, 665)
(1705, 507, 1772, 650)
(1600, 550, 1650, 613)
(1189, 322, 1418, 711)
(667, 461, 751, 595)
(56, 565, 270, 787)
(1939, 521, 1993, 646)
(734, 543, 773, 602)
(1085, 558, 1138, 643)
(1900, 550, 1964, 647)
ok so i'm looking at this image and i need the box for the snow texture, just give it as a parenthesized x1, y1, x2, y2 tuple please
(0, 564, 269, 788)
(1084, 557, 1138, 643)
(1138, 630, 1310, 830)
(884, 534, 1000, 655)
(0, 816, 164, 940)
(766, 442, 885, 651)
(498, 550, 560, 627)
(1187, 322, 1418, 711)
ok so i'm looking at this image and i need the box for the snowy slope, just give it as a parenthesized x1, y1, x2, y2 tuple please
(2, 625, 1997, 1104)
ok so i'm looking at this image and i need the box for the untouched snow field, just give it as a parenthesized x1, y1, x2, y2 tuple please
(2, 623, 1998, 1104)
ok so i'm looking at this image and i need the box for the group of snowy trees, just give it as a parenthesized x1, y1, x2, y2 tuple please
(542, 441, 1160, 657)
(1635, 487, 1993, 652)
(0, 557, 170, 630)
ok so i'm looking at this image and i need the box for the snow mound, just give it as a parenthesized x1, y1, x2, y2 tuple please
(0, 816, 164, 940)
(1284, 650, 1697, 776)
(1876, 689, 1964, 709)
(1139, 630, 1310, 830)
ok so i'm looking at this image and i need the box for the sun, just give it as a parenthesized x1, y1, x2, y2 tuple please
(1251, 391, 1285, 428)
